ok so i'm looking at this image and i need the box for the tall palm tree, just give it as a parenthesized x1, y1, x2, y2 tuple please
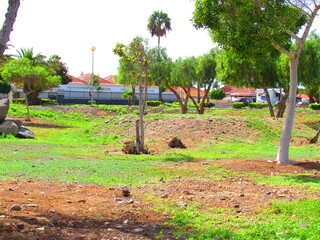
(147, 10, 172, 101)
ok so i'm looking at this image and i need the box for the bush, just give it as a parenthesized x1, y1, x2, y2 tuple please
(309, 103, 320, 110)
(204, 102, 215, 108)
(248, 102, 268, 109)
(12, 98, 25, 104)
(42, 99, 58, 105)
(146, 100, 162, 107)
(0, 80, 11, 94)
(209, 89, 226, 100)
(232, 102, 245, 109)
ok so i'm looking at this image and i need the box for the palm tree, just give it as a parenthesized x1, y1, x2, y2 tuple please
(15, 48, 46, 105)
(147, 10, 172, 101)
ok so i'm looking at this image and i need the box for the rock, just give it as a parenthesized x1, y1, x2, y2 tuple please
(133, 228, 144, 233)
(161, 193, 169, 199)
(5, 118, 22, 128)
(10, 204, 21, 211)
(0, 120, 19, 136)
(16, 224, 24, 230)
(0, 99, 9, 122)
(17, 127, 35, 139)
(67, 221, 76, 228)
(122, 187, 131, 197)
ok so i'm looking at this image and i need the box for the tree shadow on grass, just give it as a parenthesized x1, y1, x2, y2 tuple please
(164, 153, 195, 162)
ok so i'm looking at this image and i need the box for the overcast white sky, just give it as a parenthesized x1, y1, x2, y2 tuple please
(1, 0, 319, 78)
(0, 0, 215, 77)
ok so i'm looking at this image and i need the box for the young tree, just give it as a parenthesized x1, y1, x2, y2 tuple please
(2, 58, 61, 120)
(195, 49, 218, 114)
(0, 0, 20, 56)
(193, 0, 320, 164)
(113, 37, 151, 154)
(116, 58, 138, 106)
(147, 10, 172, 101)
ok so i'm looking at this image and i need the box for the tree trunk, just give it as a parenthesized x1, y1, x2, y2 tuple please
(197, 84, 201, 104)
(158, 86, 163, 102)
(131, 86, 136, 105)
(276, 92, 289, 118)
(0, 0, 20, 56)
(309, 129, 320, 144)
(276, 58, 299, 165)
(165, 84, 188, 114)
(261, 79, 275, 117)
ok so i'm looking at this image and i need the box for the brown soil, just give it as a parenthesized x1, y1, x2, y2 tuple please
(1, 107, 319, 239)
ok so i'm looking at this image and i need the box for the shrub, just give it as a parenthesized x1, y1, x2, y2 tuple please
(209, 89, 226, 100)
(309, 103, 320, 110)
(146, 100, 162, 107)
(0, 80, 11, 94)
(119, 108, 128, 115)
(232, 102, 245, 109)
(204, 102, 215, 108)
(42, 99, 58, 105)
(248, 102, 268, 109)
(12, 98, 25, 104)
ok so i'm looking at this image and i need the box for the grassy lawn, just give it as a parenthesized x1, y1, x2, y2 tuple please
(1, 103, 319, 239)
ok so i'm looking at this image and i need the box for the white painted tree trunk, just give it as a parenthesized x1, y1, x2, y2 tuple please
(276, 58, 299, 164)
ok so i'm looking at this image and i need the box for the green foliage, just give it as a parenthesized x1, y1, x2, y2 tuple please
(209, 89, 226, 100)
(42, 99, 56, 105)
(232, 102, 245, 109)
(204, 102, 215, 108)
(248, 102, 268, 109)
(0, 80, 11, 94)
(147, 10, 172, 40)
(146, 100, 162, 107)
(193, 0, 307, 60)
(309, 103, 320, 110)
(12, 98, 25, 104)
(2, 58, 61, 92)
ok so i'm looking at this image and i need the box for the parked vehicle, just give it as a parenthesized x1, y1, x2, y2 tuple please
(296, 101, 309, 107)
(233, 98, 252, 106)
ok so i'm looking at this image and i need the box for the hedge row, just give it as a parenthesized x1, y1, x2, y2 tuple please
(248, 102, 269, 109)
(309, 103, 320, 110)
(12, 98, 58, 105)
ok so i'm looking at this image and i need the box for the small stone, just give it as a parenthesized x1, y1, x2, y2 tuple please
(128, 199, 134, 204)
(161, 194, 169, 199)
(234, 204, 240, 208)
(67, 221, 76, 228)
(122, 187, 131, 197)
(115, 225, 123, 229)
(48, 209, 56, 213)
(182, 190, 191, 195)
(181, 202, 188, 207)
(133, 228, 144, 233)
(10, 205, 21, 211)
(220, 196, 227, 200)
(3, 222, 12, 232)
(16, 224, 24, 230)
(66, 200, 73, 203)
(123, 219, 129, 224)
(239, 193, 245, 197)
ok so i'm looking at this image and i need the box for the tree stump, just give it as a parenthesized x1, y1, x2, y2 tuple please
(168, 137, 186, 149)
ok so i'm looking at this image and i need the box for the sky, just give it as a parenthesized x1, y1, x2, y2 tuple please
(0, 0, 215, 78)
(1, 0, 319, 79)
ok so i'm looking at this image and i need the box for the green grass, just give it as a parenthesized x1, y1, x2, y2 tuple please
(160, 199, 320, 239)
(2, 104, 320, 239)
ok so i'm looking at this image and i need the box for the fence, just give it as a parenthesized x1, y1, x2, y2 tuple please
(52, 90, 178, 105)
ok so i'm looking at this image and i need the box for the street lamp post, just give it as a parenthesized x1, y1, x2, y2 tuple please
(90, 46, 96, 105)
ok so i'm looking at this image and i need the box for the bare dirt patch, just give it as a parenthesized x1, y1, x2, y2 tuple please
(1, 160, 319, 239)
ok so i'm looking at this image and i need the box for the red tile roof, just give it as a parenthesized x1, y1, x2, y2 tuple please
(221, 86, 256, 97)
(68, 74, 117, 86)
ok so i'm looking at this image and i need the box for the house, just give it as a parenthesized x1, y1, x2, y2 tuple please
(220, 86, 256, 101)
(44, 73, 176, 105)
